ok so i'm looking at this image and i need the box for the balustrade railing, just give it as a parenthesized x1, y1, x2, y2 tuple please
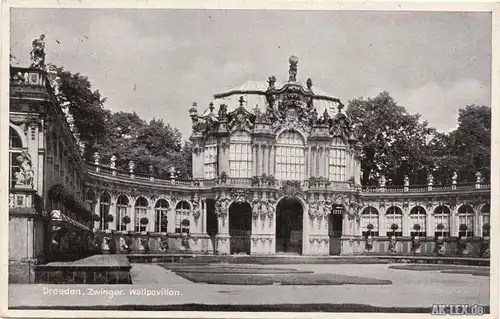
(362, 183, 489, 193)
(85, 163, 490, 193)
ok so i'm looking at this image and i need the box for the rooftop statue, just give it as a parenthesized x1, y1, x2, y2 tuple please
(288, 55, 298, 82)
(30, 34, 46, 69)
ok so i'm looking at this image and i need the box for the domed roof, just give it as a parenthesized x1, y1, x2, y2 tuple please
(200, 79, 343, 117)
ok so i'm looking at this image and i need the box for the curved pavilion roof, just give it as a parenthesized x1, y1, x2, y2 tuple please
(200, 79, 344, 117)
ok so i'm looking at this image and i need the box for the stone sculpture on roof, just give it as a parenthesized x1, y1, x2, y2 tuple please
(189, 56, 355, 141)
(30, 34, 46, 69)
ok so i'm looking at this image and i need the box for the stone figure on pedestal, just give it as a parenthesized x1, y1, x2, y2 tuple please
(30, 34, 46, 69)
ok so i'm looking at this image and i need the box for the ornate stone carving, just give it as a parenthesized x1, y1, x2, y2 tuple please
(278, 180, 304, 199)
(14, 151, 34, 187)
(215, 196, 231, 221)
(218, 104, 228, 121)
(30, 34, 46, 69)
(192, 201, 201, 222)
(229, 189, 252, 204)
(227, 106, 254, 131)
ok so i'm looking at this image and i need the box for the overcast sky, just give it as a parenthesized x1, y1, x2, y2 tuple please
(10, 9, 491, 140)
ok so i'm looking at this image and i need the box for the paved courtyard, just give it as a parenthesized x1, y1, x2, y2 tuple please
(9, 263, 489, 310)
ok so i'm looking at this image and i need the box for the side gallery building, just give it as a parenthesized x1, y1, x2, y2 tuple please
(9, 56, 491, 275)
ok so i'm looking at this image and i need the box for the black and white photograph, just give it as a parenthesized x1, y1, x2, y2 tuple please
(3, 2, 497, 317)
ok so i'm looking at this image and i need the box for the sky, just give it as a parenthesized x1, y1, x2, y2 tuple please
(10, 9, 491, 140)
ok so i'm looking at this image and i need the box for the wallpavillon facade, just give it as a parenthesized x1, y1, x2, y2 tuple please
(9, 53, 491, 281)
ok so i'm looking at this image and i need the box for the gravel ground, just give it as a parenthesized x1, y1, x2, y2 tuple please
(9, 263, 490, 309)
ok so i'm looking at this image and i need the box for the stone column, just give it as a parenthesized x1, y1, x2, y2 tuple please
(94, 196, 101, 230)
(403, 206, 410, 237)
(252, 145, 257, 176)
(306, 146, 311, 178)
(215, 198, 230, 254)
(219, 142, 230, 175)
(474, 205, 480, 237)
(167, 204, 176, 234)
(380, 210, 387, 237)
(109, 194, 117, 231)
(255, 144, 260, 176)
(270, 145, 275, 176)
(426, 208, 433, 238)
(318, 146, 323, 177)
(202, 199, 207, 234)
(450, 206, 458, 237)
(261, 144, 266, 175)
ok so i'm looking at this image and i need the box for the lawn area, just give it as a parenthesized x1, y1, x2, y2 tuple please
(389, 264, 490, 276)
(159, 264, 313, 274)
(176, 272, 392, 285)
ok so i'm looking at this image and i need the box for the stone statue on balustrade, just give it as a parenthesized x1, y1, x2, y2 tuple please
(30, 34, 46, 69)
(110, 155, 116, 169)
(15, 151, 34, 187)
(288, 55, 299, 82)
(12, 72, 30, 84)
(379, 175, 386, 188)
(427, 173, 434, 186)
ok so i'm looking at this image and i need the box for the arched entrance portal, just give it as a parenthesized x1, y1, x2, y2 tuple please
(329, 204, 344, 255)
(229, 202, 252, 254)
(276, 198, 303, 254)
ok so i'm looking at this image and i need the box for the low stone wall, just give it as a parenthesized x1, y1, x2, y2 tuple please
(101, 232, 213, 254)
(35, 255, 132, 284)
(341, 236, 488, 258)
(9, 207, 47, 284)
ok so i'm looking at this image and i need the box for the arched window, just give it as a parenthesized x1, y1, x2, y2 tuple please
(434, 205, 451, 237)
(116, 195, 129, 231)
(275, 131, 305, 180)
(481, 203, 490, 237)
(361, 207, 379, 236)
(99, 192, 111, 230)
(175, 201, 191, 233)
(458, 204, 474, 237)
(386, 206, 403, 237)
(329, 137, 346, 181)
(155, 199, 169, 233)
(204, 136, 217, 179)
(135, 197, 149, 232)
(409, 206, 426, 237)
(10, 127, 23, 148)
(229, 131, 252, 178)
(85, 189, 96, 217)
(9, 127, 23, 188)
(181, 219, 190, 234)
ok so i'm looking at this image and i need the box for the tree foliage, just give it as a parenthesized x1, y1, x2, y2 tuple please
(56, 66, 110, 160)
(347, 92, 435, 186)
(347, 92, 490, 186)
(57, 67, 193, 179)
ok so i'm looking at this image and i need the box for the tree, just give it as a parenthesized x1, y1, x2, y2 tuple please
(56, 66, 110, 160)
(56, 66, 193, 179)
(426, 104, 490, 185)
(347, 92, 436, 186)
(451, 105, 490, 183)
